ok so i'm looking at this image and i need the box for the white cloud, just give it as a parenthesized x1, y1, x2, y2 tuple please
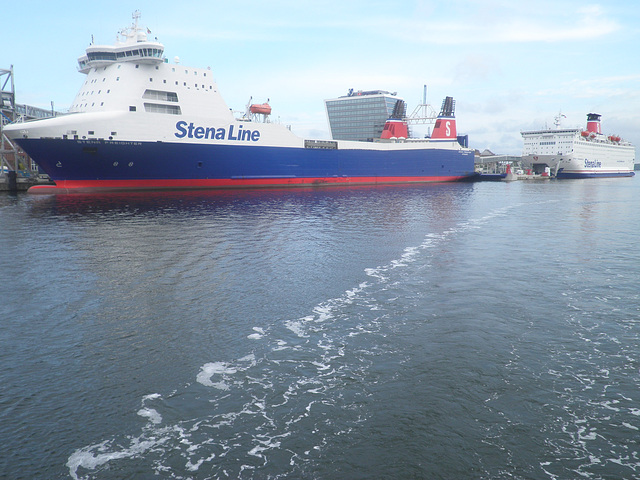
(386, 2, 621, 45)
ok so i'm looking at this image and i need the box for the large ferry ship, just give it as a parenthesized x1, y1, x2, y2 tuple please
(4, 13, 476, 194)
(521, 113, 635, 178)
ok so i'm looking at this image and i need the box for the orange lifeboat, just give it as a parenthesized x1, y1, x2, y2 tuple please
(580, 131, 589, 137)
(250, 103, 271, 115)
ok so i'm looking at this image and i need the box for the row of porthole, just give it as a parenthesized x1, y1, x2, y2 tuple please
(112, 162, 135, 167)
(84, 77, 213, 88)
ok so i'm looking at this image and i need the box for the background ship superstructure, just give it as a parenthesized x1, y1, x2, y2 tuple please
(521, 113, 635, 178)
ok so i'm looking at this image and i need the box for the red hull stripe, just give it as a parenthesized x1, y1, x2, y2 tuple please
(30, 176, 468, 193)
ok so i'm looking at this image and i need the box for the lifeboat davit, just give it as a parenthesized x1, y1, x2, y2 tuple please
(250, 103, 271, 115)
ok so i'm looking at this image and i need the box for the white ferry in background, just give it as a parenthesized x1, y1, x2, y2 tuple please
(521, 113, 635, 178)
(3, 12, 475, 194)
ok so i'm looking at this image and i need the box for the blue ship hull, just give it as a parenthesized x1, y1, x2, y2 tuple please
(15, 138, 477, 192)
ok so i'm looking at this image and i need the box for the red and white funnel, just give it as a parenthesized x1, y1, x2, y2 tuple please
(431, 96, 457, 139)
(586, 113, 602, 134)
(381, 119, 409, 139)
(381, 98, 409, 140)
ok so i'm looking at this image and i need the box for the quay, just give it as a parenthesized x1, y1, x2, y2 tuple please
(0, 171, 53, 192)
(474, 150, 552, 181)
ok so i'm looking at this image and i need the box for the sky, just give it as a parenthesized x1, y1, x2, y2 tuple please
(4, 0, 640, 156)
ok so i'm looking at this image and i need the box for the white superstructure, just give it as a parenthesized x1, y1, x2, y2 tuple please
(521, 113, 635, 178)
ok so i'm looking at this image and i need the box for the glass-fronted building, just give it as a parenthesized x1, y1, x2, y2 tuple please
(324, 89, 405, 142)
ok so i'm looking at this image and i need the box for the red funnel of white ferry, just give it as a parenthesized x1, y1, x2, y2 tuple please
(586, 113, 602, 134)
(381, 98, 409, 139)
(431, 96, 457, 139)
(381, 119, 409, 139)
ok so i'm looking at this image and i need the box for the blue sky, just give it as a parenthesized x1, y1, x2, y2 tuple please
(4, 0, 640, 156)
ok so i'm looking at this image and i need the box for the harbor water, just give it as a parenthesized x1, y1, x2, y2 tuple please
(1, 178, 639, 479)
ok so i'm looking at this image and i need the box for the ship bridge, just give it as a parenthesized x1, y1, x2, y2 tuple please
(77, 11, 164, 73)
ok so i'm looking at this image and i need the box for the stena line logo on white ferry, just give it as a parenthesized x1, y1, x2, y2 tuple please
(174, 121, 261, 142)
(584, 159, 602, 169)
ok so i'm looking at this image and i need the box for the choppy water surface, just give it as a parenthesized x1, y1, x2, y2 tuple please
(1, 179, 639, 479)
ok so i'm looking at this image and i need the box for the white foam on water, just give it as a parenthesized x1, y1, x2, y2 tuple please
(196, 361, 237, 389)
(136, 393, 163, 425)
(577, 426, 597, 441)
(68, 437, 168, 480)
(185, 457, 205, 471)
(364, 267, 387, 281)
(248, 433, 288, 459)
(284, 318, 308, 337)
(248, 327, 265, 339)
(239, 353, 256, 364)
(313, 304, 333, 322)
(601, 400, 621, 412)
(272, 339, 289, 351)
(137, 407, 162, 425)
(311, 360, 331, 371)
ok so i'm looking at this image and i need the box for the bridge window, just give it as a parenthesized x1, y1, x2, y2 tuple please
(87, 51, 117, 62)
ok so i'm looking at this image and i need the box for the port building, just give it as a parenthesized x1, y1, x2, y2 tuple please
(324, 89, 406, 142)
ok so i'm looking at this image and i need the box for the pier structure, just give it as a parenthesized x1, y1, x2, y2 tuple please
(1, 66, 58, 191)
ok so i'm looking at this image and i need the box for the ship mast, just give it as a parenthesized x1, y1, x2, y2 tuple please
(554, 111, 566, 129)
(407, 85, 438, 125)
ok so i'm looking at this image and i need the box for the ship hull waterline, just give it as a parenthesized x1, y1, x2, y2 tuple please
(556, 169, 635, 179)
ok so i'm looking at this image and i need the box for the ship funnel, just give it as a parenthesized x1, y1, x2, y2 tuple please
(586, 113, 602, 134)
(380, 119, 408, 139)
(381, 99, 408, 139)
(431, 96, 457, 139)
